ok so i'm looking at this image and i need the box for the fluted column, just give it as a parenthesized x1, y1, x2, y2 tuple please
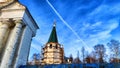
(0, 20, 11, 47)
(0, 22, 2, 26)
(0, 19, 23, 68)
(0, 19, 14, 63)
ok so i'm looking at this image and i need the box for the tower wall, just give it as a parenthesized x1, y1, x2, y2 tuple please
(42, 43, 64, 64)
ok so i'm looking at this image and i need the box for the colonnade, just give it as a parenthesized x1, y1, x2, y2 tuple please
(0, 18, 25, 68)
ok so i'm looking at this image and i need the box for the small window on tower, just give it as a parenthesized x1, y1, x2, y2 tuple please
(56, 45, 58, 49)
(50, 44, 52, 48)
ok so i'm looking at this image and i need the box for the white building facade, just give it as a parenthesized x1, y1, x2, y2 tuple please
(0, 0, 39, 68)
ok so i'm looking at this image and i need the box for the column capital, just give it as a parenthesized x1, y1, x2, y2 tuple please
(14, 19, 22, 23)
(14, 19, 25, 25)
(0, 18, 15, 27)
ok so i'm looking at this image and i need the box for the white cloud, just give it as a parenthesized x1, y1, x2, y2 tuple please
(89, 30, 111, 39)
(79, 22, 102, 34)
(90, 5, 108, 15)
(91, 21, 102, 28)
(107, 20, 119, 30)
(109, 3, 120, 14)
(86, 21, 119, 45)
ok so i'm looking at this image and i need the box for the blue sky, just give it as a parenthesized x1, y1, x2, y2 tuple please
(19, 0, 120, 60)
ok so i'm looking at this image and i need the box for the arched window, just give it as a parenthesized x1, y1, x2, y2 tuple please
(50, 44, 52, 48)
(55, 44, 58, 49)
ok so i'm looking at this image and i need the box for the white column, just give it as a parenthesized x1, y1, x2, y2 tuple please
(0, 19, 23, 68)
(14, 26, 33, 68)
(0, 22, 2, 26)
(0, 19, 14, 63)
(0, 21, 10, 48)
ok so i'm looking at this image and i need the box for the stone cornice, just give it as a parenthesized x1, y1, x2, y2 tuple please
(0, 2, 25, 11)
(0, 0, 16, 9)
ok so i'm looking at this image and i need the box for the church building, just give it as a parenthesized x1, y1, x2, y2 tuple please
(41, 22, 64, 64)
(0, 0, 39, 68)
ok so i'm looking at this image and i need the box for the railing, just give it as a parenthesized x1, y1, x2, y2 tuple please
(19, 63, 120, 68)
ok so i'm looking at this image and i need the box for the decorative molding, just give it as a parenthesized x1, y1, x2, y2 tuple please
(0, 18, 15, 27)
(0, 0, 16, 9)
(15, 2, 24, 8)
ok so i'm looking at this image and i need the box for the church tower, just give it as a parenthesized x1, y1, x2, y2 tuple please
(41, 22, 64, 64)
(0, 0, 39, 68)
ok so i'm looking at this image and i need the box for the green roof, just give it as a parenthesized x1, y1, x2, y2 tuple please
(47, 23, 58, 43)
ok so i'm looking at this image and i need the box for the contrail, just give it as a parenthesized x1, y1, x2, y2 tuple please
(46, 0, 89, 49)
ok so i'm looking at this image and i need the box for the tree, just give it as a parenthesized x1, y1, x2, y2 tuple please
(86, 51, 97, 63)
(84, 51, 97, 63)
(73, 51, 81, 63)
(32, 53, 40, 60)
(85, 55, 96, 63)
(107, 39, 120, 63)
(28, 53, 40, 65)
(94, 44, 106, 63)
(81, 47, 85, 63)
(109, 57, 120, 63)
(73, 57, 81, 63)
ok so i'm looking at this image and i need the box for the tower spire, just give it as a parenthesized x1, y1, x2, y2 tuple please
(47, 21, 58, 43)
(53, 20, 56, 27)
